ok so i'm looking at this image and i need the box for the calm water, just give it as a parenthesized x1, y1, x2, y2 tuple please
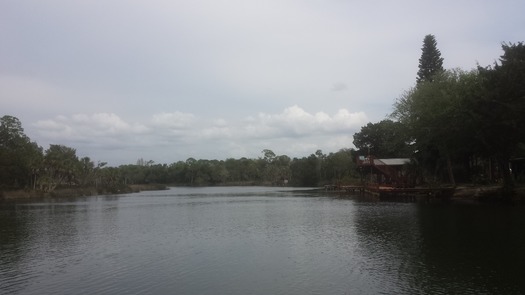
(1, 187, 524, 295)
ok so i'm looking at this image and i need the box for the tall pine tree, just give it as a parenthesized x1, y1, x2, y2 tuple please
(416, 34, 444, 83)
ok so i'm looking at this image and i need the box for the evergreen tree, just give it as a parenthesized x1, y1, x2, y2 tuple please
(416, 34, 444, 83)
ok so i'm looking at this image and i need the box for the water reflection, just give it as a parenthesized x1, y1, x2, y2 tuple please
(337, 195, 525, 295)
(352, 202, 424, 294)
(0, 203, 32, 294)
(416, 203, 525, 294)
(1, 189, 525, 294)
(0, 196, 124, 294)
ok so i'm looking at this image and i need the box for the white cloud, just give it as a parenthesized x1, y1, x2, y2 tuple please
(34, 113, 148, 143)
(243, 105, 367, 138)
(31, 106, 367, 164)
(151, 112, 196, 129)
(73, 113, 148, 134)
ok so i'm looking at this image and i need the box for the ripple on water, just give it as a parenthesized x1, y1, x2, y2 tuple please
(1, 190, 524, 295)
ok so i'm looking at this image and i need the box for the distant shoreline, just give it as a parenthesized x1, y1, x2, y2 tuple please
(2, 184, 524, 203)
(0, 184, 167, 200)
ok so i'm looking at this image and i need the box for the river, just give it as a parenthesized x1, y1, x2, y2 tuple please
(1, 187, 524, 294)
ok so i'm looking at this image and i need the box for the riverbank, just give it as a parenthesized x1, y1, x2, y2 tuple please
(0, 183, 167, 200)
(452, 184, 525, 202)
(3, 183, 524, 202)
(320, 183, 525, 203)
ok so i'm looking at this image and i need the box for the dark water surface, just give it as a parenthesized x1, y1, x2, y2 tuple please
(1, 187, 524, 294)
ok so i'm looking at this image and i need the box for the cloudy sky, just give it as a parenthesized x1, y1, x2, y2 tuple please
(1, 0, 524, 165)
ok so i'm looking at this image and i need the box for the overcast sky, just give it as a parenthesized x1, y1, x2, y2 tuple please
(1, 0, 524, 165)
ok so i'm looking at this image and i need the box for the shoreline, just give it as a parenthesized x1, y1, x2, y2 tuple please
(320, 184, 525, 203)
(2, 184, 524, 203)
(451, 185, 525, 202)
(0, 184, 167, 201)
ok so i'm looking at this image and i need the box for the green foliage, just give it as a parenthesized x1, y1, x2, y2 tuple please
(290, 154, 319, 186)
(289, 149, 357, 186)
(353, 120, 412, 158)
(0, 115, 28, 148)
(392, 69, 484, 183)
(472, 42, 525, 189)
(389, 41, 525, 188)
(39, 145, 81, 192)
(417, 34, 444, 84)
(474, 42, 525, 157)
(0, 115, 43, 189)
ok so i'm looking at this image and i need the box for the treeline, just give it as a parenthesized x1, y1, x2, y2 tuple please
(0, 116, 359, 192)
(353, 37, 525, 190)
(122, 149, 358, 187)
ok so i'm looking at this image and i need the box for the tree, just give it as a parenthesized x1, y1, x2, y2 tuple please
(273, 155, 291, 184)
(167, 161, 187, 184)
(261, 149, 276, 163)
(416, 34, 444, 84)
(353, 120, 412, 158)
(259, 150, 290, 184)
(39, 144, 80, 192)
(237, 157, 260, 182)
(0, 115, 43, 189)
(185, 158, 197, 185)
(474, 42, 525, 190)
(98, 167, 122, 191)
(393, 69, 483, 185)
(0, 115, 28, 148)
(290, 155, 319, 186)
(325, 148, 357, 183)
(78, 156, 95, 186)
(207, 160, 229, 184)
